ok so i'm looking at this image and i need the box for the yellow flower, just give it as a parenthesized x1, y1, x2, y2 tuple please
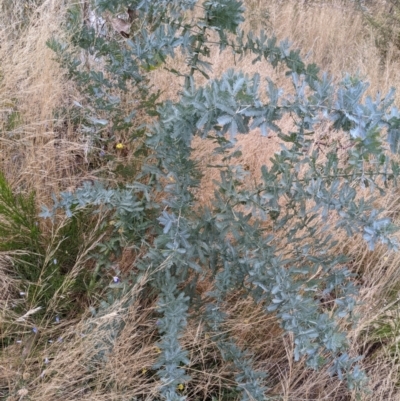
(154, 346, 162, 354)
(116, 143, 124, 149)
(142, 368, 147, 374)
(177, 383, 184, 391)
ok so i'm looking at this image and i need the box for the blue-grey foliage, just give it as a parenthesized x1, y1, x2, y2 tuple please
(43, 0, 400, 399)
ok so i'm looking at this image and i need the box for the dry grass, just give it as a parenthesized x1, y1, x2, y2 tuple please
(2, 0, 400, 400)
(0, 0, 92, 205)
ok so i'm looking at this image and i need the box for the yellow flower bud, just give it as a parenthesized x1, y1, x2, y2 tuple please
(177, 384, 184, 391)
(116, 143, 124, 149)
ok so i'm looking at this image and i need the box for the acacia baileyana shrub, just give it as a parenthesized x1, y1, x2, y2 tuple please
(44, 0, 400, 399)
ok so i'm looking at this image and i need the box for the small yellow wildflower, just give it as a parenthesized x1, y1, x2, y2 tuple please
(154, 346, 162, 354)
(116, 143, 124, 150)
(177, 384, 184, 391)
(142, 368, 147, 374)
